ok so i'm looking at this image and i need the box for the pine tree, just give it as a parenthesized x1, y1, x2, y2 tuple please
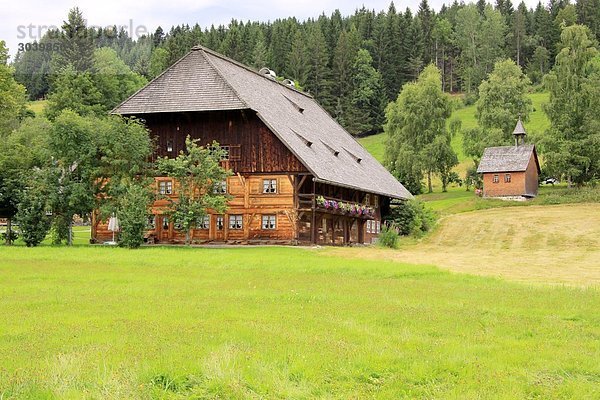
(305, 24, 333, 112)
(287, 30, 309, 84)
(153, 26, 165, 48)
(252, 37, 269, 69)
(52, 7, 95, 73)
(576, 0, 600, 41)
(527, 45, 550, 83)
(432, 18, 453, 90)
(344, 49, 387, 135)
(220, 21, 245, 62)
(418, 0, 435, 65)
(512, 3, 528, 65)
(381, 3, 403, 99)
(406, 13, 425, 81)
(332, 27, 361, 121)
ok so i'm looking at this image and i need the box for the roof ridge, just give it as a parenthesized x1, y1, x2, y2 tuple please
(195, 45, 314, 99)
(199, 48, 250, 109)
(110, 49, 195, 114)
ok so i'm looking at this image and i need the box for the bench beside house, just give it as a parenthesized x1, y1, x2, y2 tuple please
(92, 45, 412, 245)
(477, 118, 540, 200)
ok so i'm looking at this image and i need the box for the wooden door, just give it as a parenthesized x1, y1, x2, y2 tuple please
(158, 216, 173, 242)
(213, 215, 225, 241)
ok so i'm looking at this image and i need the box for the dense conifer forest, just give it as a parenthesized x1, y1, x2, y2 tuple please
(12, 0, 600, 135)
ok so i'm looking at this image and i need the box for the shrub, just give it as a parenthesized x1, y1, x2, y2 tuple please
(1, 230, 19, 243)
(537, 186, 600, 205)
(463, 92, 478, 106)
(386, 200, 437, 237)
(15, 189, 50, 247)
(49, 215, 71, 245)
(378, 225, 399, 248)
(118, 183, 153, 249)
(464, 164, 482, 191)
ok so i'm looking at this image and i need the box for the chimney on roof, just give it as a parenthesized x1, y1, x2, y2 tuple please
(513, 116, 527, 147)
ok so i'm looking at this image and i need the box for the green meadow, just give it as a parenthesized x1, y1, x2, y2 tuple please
(1, 246, 599, 399)
(6, 94, 597, 400)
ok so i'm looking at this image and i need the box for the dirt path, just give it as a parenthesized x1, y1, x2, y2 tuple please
(325, 204, 600, 287)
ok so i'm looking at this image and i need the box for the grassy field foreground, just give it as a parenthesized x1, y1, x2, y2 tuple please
(1, 246, 599, 398)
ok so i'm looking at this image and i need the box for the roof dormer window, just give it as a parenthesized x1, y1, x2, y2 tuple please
(292, 129, 313, 147)
(321, 140, 339, 156)
(343, 147, 363, 163)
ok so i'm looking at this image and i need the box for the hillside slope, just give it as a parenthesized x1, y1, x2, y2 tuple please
(360, 92, 550, 165)
(327, 203, 600, 286)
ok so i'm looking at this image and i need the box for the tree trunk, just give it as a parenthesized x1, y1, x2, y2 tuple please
(427, 171, 433, 193)
(185, 229, 191, 246)
(435, 39, 439, 68)
(68, 218, 73, 246)
(441, 48, 446, 91)
(6, 217, 12, 246)
(449, 58, 454, 93)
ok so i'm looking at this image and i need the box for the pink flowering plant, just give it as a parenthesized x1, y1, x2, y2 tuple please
(316, 196, 375, 217)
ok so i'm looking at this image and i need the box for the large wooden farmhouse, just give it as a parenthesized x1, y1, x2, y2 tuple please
(92, 45, 412, 245)
(477, 119, 540, 199)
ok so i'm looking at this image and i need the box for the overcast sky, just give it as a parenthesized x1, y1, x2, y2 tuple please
(2, 0, 543, 61)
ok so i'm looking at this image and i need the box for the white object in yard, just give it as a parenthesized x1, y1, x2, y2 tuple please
(105, 215, 119, 245)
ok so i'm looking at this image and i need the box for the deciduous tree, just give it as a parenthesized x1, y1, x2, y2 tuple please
(156, 136, 231, 245)
(542, 24, 600, 186)
(385, 65, 454, 194)
(464, 59, 531, 160)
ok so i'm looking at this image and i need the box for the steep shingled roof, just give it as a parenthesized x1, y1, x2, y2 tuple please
(477, 144, 540, 173)
(112, 49, 247, 114)
(112, 46, 412, 200)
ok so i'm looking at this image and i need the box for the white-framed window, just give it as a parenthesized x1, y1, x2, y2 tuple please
(366, 220, 372, 233)
(493, 174, 499, 183)
(220, 145, 230, 160)
(229, 214, 243, 230)
(376, 221, 381, 233)
(166, 140, 173, 153)
(147, 215, 156, 230)
(159, 180, 173, 195)
(213, 180, 227, 194)
(216, 215, 224, 230)
(262, 214, 276, 230)
(505, 173, 512, 183)
(162, 217, 169, 230)
(263, 179, 277, 194)
(197, 215, 210, 230)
